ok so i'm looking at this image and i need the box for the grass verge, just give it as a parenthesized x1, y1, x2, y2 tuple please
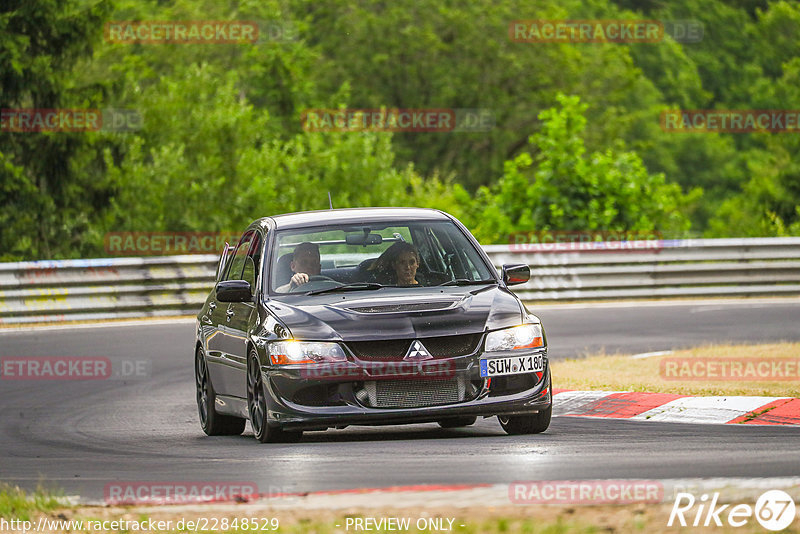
(0, 483, 64, 521)
(551, 342, 800, 396)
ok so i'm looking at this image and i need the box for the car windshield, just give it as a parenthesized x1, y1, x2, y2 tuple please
(270, 220, 495, 294)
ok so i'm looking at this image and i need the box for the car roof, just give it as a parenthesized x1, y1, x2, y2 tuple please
(257, 207, 451, 230)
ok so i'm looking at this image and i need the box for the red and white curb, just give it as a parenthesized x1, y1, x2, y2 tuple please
(553, 390, 800, 425)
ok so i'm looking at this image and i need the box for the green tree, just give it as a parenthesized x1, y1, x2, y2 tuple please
(0, 0, 113, 260)
(98, 63, 460, 250)
(462, 94, 697, 243)
(298, 0, 671, 192)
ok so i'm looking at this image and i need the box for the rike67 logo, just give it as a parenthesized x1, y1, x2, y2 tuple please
(669, 490, 796, 530)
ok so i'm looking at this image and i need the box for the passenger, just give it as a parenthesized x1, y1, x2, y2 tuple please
(370, 242, 423, 286)
(277, 242, 321, 292)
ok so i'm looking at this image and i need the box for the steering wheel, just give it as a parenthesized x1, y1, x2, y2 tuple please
(289, 274, 336, 292)
(308, 274, 335, 283)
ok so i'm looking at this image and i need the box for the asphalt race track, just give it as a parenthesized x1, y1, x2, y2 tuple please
(1, 299, 799, 502)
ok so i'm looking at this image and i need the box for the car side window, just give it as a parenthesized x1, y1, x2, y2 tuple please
(215, 243, 235, 282)
(241, 233, 262, 295)
(223, 232, 253, 282)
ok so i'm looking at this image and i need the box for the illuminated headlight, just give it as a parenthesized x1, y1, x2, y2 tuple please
(485, 324, 544, 352)
(268, 341, 347, 365)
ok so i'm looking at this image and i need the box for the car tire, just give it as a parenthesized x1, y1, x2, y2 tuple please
(498, 404, 552, 435)
(247, 350, 303, 444)
(196, 348, 246, 436)
(437, 416, 477, 428)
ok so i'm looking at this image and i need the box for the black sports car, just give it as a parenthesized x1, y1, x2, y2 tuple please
(195, 207, 552, 442)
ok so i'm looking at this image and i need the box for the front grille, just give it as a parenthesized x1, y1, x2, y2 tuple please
(423, 334, 481, 357)
(347, 333, 482, 361)
(358, 377, 467, 408)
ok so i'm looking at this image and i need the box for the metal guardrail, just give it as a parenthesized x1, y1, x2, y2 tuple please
(0, 256, 218, 324)
(0, 238, 799, 324)
(486, 237, 800, 301)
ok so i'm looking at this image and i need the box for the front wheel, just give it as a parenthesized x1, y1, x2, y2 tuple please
(196, 348, 245, 436)
(247, 350, 303, 443)
(498, 404, 552, 435)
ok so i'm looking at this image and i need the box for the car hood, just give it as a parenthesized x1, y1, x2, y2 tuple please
(264, 286, 525, 341)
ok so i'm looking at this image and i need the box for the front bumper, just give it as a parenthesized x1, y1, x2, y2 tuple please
(261, 352, 552, 431)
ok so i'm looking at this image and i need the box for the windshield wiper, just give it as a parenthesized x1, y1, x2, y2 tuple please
(437, 278, 497, 287)
(306, 282, 385, 296)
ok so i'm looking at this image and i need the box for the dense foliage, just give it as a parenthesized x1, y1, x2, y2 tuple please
(1, 0, 799, 260)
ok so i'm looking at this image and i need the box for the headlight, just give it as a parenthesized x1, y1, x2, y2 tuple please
(485, 324, 544, 352)
(268, 341, 347, 365)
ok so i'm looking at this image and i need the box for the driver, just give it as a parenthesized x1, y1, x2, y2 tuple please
(278, 242, 321, 292)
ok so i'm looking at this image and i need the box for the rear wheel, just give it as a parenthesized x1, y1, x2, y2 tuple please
(247, 350, 303, 443)
(498, 404, 551, 435)
(437, 416, 477, 428)
(195, 348, 246, 436)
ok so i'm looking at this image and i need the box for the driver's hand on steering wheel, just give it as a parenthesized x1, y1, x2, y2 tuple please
(289, 273, 310, 288)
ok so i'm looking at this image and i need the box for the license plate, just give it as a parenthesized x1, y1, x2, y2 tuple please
(480, 354, 544, 377)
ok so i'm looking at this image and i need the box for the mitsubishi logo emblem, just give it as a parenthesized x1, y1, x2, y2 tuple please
(404, 340, 432, 361)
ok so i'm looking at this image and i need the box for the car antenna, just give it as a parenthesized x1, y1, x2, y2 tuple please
(328, 191, 333, 210)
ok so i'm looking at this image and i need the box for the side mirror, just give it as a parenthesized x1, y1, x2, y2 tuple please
(216, 280, 253, 302)
(501, 264, 530, 286)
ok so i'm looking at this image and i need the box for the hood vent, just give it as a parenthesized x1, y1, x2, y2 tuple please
(347, 301, 457, 313)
